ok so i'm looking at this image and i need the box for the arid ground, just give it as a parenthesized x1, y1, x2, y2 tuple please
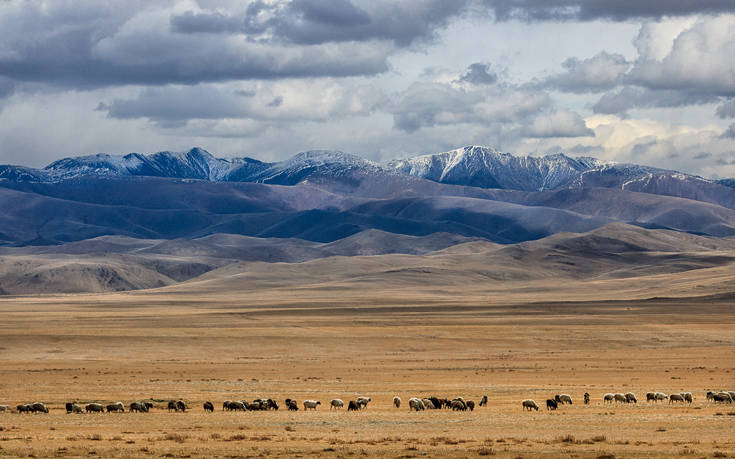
(1, 251, 735, 459)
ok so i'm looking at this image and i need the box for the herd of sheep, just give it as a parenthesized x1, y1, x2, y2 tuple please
(1, 390, 732, 415)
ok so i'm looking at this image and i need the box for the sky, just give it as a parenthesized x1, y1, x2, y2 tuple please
(0, 1, 734, 178)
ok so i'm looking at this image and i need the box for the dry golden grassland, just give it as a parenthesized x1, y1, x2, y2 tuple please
(0, 268, 734, 458)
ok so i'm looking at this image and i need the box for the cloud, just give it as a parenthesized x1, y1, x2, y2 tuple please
(542, 51, 629, 93)
(525, 109, 594, 138)
(390, 82, 550, 132)
(482, 0, 735, 22)
(458, 63, 497, 85)
(240, 0, 471, 47)
(626, 15, 735, 97)
(592, 87, 718, 115)
(722, 123, 735, 138)
(170, 11, 243, 34)
(716, 99, 735, 118)
(0, 1, 400, 88)
(100, 81, 386, 124)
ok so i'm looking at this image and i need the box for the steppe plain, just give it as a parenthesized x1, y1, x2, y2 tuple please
(0, 224, 734, 458)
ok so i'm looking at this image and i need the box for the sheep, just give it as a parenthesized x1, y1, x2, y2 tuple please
(408, 398, 425, 411)
(267, 399, 279, 410)
(681, 392, 693, 403)
(428, 397, 442, 410)
(31, 402, 48, 413)
(85, 403, 105, 413)
(466, 400, 475, 411)
(614, 393, 627, 403)
(522, 399, 539, 411)
(285, 399, 299, 411)
(557, 394, 573, 405)
(0, 405, 8, 412)
(71, 404, 84, 414)
(583, 393, 590, 405)
(177, 400, 187, 412)
(223, 400, 232, 411)
(654, 392, 668, 402)
(65, 402, 74, 414)
(728, 391, 735, 400)
(17, 404, 32, 413)
(356, 397, 371, 410)
(203, 401, 214, 412)
(248, 400, 263, 411)
(713, 393, 733, 403)
(423, 398, 436, 410)
(625, 393, 637, 404)
(303, 400, 320, 411)
(603, 393, 614, 403)
(130, 402, 149, 413)
(393, 396, 401, 409)
(706, 391, 715, 401)
(646, 392, 656, 402)
(451, 400, 467, 411)
(479, 395, 488, 407)
(230, 401, 247, 411)
(144, 402, 154, 410)
(669, 394, 685, 403)
(330, 399, 344, 410)
(168, 401, 178, 412)
(106, 402, 124, 413)
(546, 399, 558, 410)
(348, 400, 359, 411)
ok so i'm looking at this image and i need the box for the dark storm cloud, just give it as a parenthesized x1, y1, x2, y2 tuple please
(483, 0, 735, 22)
(239, 0, 470, 47)
(170, 11, 243, 34)
(458, 63, 497, 85)
(592, 87, 719, 115)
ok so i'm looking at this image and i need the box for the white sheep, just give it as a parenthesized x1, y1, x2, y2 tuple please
(614, 393, 627, 403)
(330, 399, 344, 410)
(522, 399, 539, 411)
(0, 405, 9, 412)
(408, 397, 425, 411)
(681, 392, 693, 403)
(422, 398, 435, 409)
(393, 396, 401, 408)
(558, 394, 573, 405)
(655, 392, 668, 401)
(625, 393, 637, 403)
(303, 400, 321, 410)
(603, 393, 614, 403)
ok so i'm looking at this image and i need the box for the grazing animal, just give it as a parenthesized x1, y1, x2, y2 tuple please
(408, 398, 425, 411)
(646, 392, 656, 402)
(451, 400, 466, 411)
(65, 402, 74, 414)
(522, 399, 539, 411)
(223, 400, 232, 411)
(203, 401, 214, 412)
(168, 401, 178, 412)
(654, 392, 668, 402)
(625, 393, 637, 404)
(706, 391, 715, 401)
(0, 405, 9, 412)
(31, 402, 49, 413)
(144, 402, 154, 410)
(583, 393, 590, 405)
(303, 400, 320, 411)
(479, 395, 488, 407)
(614, 393, 627, 403)
(466, 400, 475, 411)
(106, 402, 124, 413)
(728, 391, 735, 400)
(428, 397, 442, 410)
(330, 399, 344, 410)
(267, 399, 279, 410)
(86, 403, 105, 413)
(713, 393, 733, 403)
(558, 394, 573, 405)
(356, 397, 371, 410)
(230, 401, 247, 411)
(604, 393, 614, 403)
(176, 400, 187, 412)
(285, 399, 299, 411)
(348, 400, 359, 411)
(669, 394, 685, 403)
(17, 404, 32, 413)
(546, 399, 558, 410)
(71, 404, 84, 414)
(681, 392, 693, 403)
(130, 402, 149, 413)
(393, 396, 401, 409)
(423, 399, 436, 410)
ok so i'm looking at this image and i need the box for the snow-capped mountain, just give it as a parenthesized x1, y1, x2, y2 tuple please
(387, 145, 603, 191)
(1, 144, 733, 209)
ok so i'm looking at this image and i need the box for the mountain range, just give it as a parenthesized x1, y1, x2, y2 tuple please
(0, 145, 734, 294)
